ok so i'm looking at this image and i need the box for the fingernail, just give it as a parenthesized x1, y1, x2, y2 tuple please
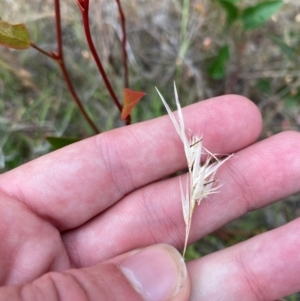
(120, 244, 186, 301)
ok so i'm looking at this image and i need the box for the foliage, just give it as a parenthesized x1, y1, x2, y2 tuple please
(217, 0, 239, 26)
(210, 0, 284, 80)
(241, 1, 283, 30)
(208, 45, 230, 80)
(121, 88, 146, 120)
(1, 0, 145, 140)
(0, 19, 30, 49)
(45, 136, 80, 150)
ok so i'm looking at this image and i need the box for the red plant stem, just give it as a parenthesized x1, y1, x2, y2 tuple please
(58, 61, 101, 133)
(53, 0, 99, 134)
(115, 0, 129, 88)
(78, 1, 123, 113)
(30, 42, 99, 134)
(30, 1, 100, 133)
(54, 0, 63, 59)
(30, 42, 53, 59)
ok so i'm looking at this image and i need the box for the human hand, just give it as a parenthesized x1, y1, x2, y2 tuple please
(0, 95, 299, 300)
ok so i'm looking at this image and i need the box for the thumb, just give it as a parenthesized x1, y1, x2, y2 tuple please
(0, 244, 190, 301)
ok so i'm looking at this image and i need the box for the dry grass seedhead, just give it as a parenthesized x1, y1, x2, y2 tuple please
(156, 83, 233, 257)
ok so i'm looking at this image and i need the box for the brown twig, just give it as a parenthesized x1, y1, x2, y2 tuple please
(115, 0, 129, 88)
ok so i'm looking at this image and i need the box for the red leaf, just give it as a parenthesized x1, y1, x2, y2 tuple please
(121, 88, 145, 120)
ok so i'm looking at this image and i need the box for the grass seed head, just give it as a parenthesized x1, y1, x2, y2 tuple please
(156, 83, 232, 257)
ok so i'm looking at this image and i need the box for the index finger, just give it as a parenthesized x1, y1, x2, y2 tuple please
(0, 95, 262, 230)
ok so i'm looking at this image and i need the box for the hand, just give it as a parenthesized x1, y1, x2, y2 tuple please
(0, 95, 299, 301)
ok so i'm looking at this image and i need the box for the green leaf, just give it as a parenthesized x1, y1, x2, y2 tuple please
(256, 79, 271, 94)
(217, 0, 239, 26)
(45, 136, 80, 150)
(284, 92, 300, 108)
(0, 19, 30, 49)
(242, 1, 283, 31)
(208, 45, 230, 80)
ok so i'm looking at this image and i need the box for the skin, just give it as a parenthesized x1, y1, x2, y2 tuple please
(0, 94, 299, 300)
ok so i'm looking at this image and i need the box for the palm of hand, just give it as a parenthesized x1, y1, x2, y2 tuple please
(0, 95, 300, 300)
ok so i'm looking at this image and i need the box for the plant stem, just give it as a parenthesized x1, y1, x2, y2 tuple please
(183, 222, 191, 258)
(58, 57, 100, 134)
(30, 42, 53, 59)
(53, 0, 99, 134)
(77, 0, 123, 113)
(54, 0, 63, 59)
(115, 0, 129, 88)
(183, 168, 193, 258)
(179, 0, 190, 58)
(30, 1, 100, 134)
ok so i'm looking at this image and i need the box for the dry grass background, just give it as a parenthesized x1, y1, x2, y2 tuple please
(1, 0, 300, 299)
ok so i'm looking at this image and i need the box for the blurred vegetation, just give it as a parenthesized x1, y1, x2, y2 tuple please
(1, 0, 300, 299)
